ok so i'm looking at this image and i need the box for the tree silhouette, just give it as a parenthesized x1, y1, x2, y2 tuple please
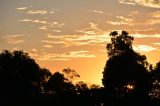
(45, 71, 75, 94)
(62, 68, 80, 83)
(75, 81, 89, 93)
(102, 31, 150, 106)
(39, 68, 52, 93)
(0, 50, 42, 105)
(149, 61, 160, 105)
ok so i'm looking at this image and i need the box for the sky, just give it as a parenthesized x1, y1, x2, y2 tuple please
(0, 0, 160, 85)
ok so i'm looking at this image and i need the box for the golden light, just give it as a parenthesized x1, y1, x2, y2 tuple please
(126, 84, 134, 90)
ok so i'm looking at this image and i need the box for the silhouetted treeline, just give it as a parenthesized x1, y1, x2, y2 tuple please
(0, 31, 160, 106)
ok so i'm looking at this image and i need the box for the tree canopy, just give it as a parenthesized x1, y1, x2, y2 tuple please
(102, 31, 150, 105)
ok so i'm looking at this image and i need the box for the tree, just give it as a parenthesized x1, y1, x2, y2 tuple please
(45, 72, 75, 94)
(102, 31, 150, 105)
(62, 68, 80, 82)
(149, 61, 160, 105)
(0, 50, 42, 105)
(39, 68, 52, 93)
(75, 81, 89, 93)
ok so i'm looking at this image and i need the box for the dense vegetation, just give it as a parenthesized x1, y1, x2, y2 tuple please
(0, 31, 160, 106)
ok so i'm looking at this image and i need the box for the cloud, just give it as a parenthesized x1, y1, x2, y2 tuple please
(107, 12, 160, 26)
(132, 33, 160, 38)
(48, 22, 64, 28)
(133, 45, 157, 52)
(139, 11, 160, 25)
(38, 54, 56, 61)
(75, 22, 108, 35)
(41, 34, 109, 47)
(119, 0, 137, 5)
(128, 11, 139, 17)
(119, 0, 160, 8)
(27, 10, 48, 15)
(16, 7, 28, 10)
(43, 45, 53, 48)
(39, 26, 47, 30)
(41, 40, 65, 44)
(154, 42, 160, 45)
(107, 21, 127, 25)
(5, 35, 25, 44)
(65, 51, 94, 59)
(39, 26, 62, 32)
(60, 51, 95, 58)
(147, 18, 160, 25)
(149, 11, 160, 18)
(107, 16, 133, 25)
(129, 28, 160, 35)
(40, 23, 110, 47)
(17, 6, 58, 14)
(128, 18, 160, 26)
(88, 10, 105, 14)
(38, 50, 95, 61)
(88, 10, 111, 15)
(28, 48, 39, 57)
(51, 30, 62, 33)
(19, 19, 64, 32)
(28, 48, 96, 61)
(18, 19, 47, 24)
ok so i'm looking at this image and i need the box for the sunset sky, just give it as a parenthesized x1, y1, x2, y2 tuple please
(0, 0, 160, 85)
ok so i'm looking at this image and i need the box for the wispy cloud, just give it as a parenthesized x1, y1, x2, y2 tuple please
(119, 0, 137, 5)
(129, 28, 160, 35)
(127, 18, 160, 26)
(18, 19, 64, 31)
(107, 11, 160, 26)
(147, 18, 160, 25)
(41, 23, 110, 47)
(154, 42, 160, 45)
(75, 22, 107, 35)
(39, 26, 47, 30)
(18, 19, 47, 24)
(107, 16, 133, 25)
(128, 11, 139, 17)
(132, 33, 160, 38)
(61, 50, 95, 58)
(41, 40, 65, 44)
(38, 50, 95, 61)
(119, 0, 160, 8)
(5, 35, 25, 44)
(133, 45, 157, 52)
(39, 26, 62, 32)
(51, 30, 62, 33)
(16, 7, 28, 10)
(43, 45, 53, 48)
(17, 6, 58, 14)
(27, 10, 48, 15)
(88, 10, 105, 14)
(29, 48, 39, 57)
(149, 11, 160, 18)
(88, 10, 111, 15)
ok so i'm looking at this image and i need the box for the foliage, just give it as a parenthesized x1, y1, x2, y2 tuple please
(102, 31, 150, 105)
(62, 68, 80, 82)
(149, 62, 160, 102)
(0, 50, 42, 105)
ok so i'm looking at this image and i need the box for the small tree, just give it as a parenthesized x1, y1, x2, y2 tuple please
(62, 68, 80, 82)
